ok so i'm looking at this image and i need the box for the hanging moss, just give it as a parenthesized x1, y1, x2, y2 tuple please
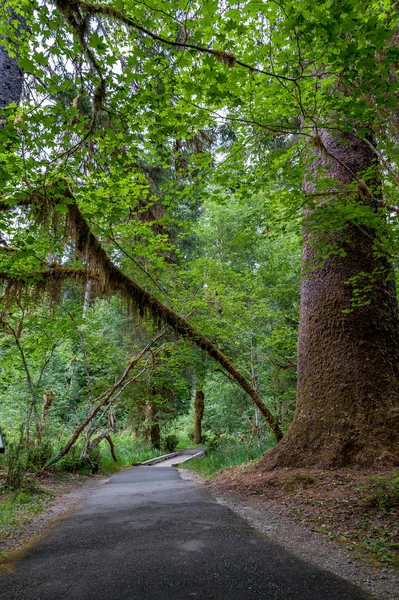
(0, 183, 283, 442)
(0, 267, 94, 309)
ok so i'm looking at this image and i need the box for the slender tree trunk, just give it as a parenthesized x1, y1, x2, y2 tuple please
(37, 390, 55, 444)
(81, 426, 93, 458)
(25, 403, 32, 443)
(105, 435, 117, 461)
(250, 334, 260, 428)
(11, 327, 39, 442)
(263, 130, 399, 468)
(82, 279, 92, 317)
(91, 430, 118, 462)
(145, 402, 160, 449)
(193, 390, 204, 444)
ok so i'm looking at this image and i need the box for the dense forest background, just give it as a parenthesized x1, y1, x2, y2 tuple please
(1, 0, 399, 479)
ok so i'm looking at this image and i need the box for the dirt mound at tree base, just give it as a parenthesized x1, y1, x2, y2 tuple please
(257, 415, 399, 470)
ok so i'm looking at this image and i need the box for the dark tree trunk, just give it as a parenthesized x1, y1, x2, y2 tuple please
(193, 390, 204, 444)
(145, 402, 160, 449)
(0, 11, 24, 110)
(91, 431, 118, 462)
(105, 435, 118, 462)
(0, 46, 23, 109)
(263, 130, 399, 468)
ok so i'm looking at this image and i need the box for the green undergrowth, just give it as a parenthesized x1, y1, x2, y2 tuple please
(354, 471, 399, 567)
(358, 471, 399, 513)
(0, 487, 54, 556)
(176, 440, 203, 450)
(181, 438, 274, 477)
(98, 432, 161, 474)
(62, 432, 163, 475)
(356, 522, 399, 568)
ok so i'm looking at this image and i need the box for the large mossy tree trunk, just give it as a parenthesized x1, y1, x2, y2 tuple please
(262, 130, 399, 468)
(193, 390, 204, 444)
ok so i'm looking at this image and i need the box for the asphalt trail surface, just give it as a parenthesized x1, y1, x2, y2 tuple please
(0, 466, 373, 600)
(156, 447, 206, 467)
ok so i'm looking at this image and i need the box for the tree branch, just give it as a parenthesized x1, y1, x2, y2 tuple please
(44, 328, 167, 467)
(55, 0, 302, 83)
(1, 184, 283, 442)
(65, 199, 283, 440)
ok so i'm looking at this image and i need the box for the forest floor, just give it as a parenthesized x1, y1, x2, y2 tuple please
(192, 465, 399, 599)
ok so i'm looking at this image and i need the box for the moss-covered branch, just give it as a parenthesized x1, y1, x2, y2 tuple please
(0, 185, 283, 442)
(64, 198, 283, 441)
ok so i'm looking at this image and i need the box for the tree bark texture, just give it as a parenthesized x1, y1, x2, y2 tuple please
(262, 130, 399, 468)
(0, 10, 23, 110)
(145, 402, 160, 449)
(193, 390, 204, 444)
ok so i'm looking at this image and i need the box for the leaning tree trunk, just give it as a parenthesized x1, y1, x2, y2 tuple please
(262, 129, 399, 468)
(193, 390, 204, 444)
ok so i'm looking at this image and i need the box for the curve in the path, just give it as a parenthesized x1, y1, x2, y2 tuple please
(0, 466, 373, 600)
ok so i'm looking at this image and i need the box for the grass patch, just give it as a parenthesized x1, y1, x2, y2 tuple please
(176, 441, 203, 450)
(353, 470, 399, 566)
(358, 471, 399, 512)
(0, 488, 53, 556)
(181, 440, 273, 477)
(98, 432, 161, 474)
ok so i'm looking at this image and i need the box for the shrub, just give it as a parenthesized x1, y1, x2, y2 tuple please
(58, 445, 100, 474)
(201, 430, 219, 450)
(162, 434, 179, 453)
(5, 443, 26, 490)
(27, 440, 53, 470)
(359, 471, 399, 512)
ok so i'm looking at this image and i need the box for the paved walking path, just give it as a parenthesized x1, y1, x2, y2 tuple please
(0, 467, 373, 600)
(155, 447, 206, 467)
